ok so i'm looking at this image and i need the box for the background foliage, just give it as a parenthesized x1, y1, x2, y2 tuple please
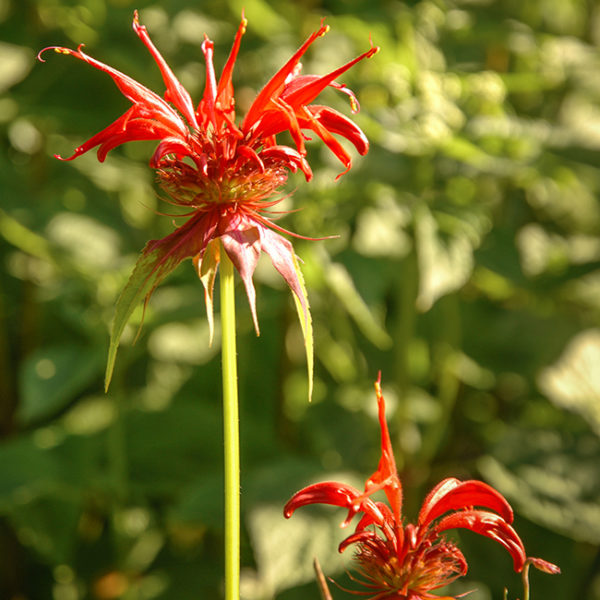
(1, 0, 600, 598)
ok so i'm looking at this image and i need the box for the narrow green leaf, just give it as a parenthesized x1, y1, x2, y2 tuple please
(291, 254, 313, 402)
(197, 239, 220, 347)
(105, 216, 204, 390)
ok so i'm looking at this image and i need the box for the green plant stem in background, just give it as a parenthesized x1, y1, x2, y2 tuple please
(220, 245, 240, 600)
(522, 561, 531, 600)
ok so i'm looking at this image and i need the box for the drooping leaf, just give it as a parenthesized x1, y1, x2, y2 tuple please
(105, 214, 205, 390)
(291, 252, 313, 402)
(195, 238, 220, 346)
(19, 345, 104, 425)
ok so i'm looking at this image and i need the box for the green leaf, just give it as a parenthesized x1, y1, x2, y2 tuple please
(325, 262, 392, 349)
(105, 215, 205, 390)
(197, 239, 220, 346)
(291, 253, 314, 402)
(19, 345, 104, 425)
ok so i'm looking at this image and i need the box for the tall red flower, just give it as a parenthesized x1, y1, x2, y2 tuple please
(284, 375, 560, 599)
(39, 12, 378, 388)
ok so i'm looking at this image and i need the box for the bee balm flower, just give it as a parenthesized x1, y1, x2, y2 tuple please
(39, 12, 378, 388)
(284, 375, 559, 599)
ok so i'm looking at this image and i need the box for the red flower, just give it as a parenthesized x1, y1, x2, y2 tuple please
(284, 375, 560, 599)
(39, 13, 378, 388)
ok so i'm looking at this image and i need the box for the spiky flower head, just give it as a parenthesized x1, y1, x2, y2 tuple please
(39, 12, 378, 390)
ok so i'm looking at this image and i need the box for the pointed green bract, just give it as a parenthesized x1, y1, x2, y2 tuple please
(197, 239, 220, 347)
(105, 221, 203, 391)
(291, 254, 313, 402)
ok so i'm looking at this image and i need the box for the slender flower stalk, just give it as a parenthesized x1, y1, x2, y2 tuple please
(220, 246, 240, 600)
(284, 375, 560, 599)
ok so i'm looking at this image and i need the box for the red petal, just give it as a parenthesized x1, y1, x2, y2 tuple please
(307, 105, 369, 155)
(259, 145, 313, 180)
(133, 11, 199, 129)
(418, 479, 514, 527)
(219, 224, 262, 335)
(41, 45, 187, 137)
(364, 375, 403, 521)
(197, 36, 218, 127)
(259, 227, 307, 316)
(528, 557, 561, 575)
(215, 13, 247, 123)
(284, 481, 386, 530)
(297, 106, 353, 177)
(236, 144, 265, 172)
(150, 137, 196, 167)
(249, 103, 307, 156)
(338, 530, 385, 554)
(242, 21, 329, 131)
(354, 501, 395, 533)
(57, 111, 175, 162)
(283, 481, 362, 518)
(280, 42, 378, 110)
(435, 510, 526, 572)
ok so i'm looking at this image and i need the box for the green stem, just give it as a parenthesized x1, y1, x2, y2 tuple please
(522, 560, 531, 600)
(220, 245, 240, 600)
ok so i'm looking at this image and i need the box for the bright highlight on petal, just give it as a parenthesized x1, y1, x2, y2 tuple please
(284, 376, 560, 599)
(40, 13, 378, 393)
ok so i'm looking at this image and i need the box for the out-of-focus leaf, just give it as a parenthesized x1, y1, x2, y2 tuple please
(0, 208, 52, 259)
(46, 212, 121, 270)
(415, 205, 474, 311)
(168, 470, 223, 528)
(125, 401, 222, 494)
(538, 329, 600, 435)
(0, 437, 59, 502)
(0, 42, 33, 93)
(479, 429, 600, 544)
(18, 345, 104, 425)
(241, 503, 351, 599)
(7, 494, 82, 564)
(325, 261, 391, 349)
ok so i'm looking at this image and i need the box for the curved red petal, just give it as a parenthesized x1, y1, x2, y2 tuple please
(280, 42, 378, 110)
(364, 375, 403, 521)
(150, 137, 196, 167)
(297, 106, 353, 175)
(258, 227, 307, 315)
(133, 10, 199, 129)
(307, 105, 369, 155)
(435, 510, 526, 572)
(236, 144, 265, 172)
(259, 145, 313, 181)
(57, 111, 175, 162)
(215, 13, 247, 121)
(242, 21, 330, 131)
(219, 220, 262, 335)
(338, 530, 384, 554)
(283, 481, 362, 518)
(44, 45, 187, 137)
(355, 501, 395, 533)
(198, 36, 218, 127)
(418, 479, 514, 527)
(528, 556, 561, 575)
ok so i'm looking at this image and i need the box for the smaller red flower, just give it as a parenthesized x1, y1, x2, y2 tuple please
(284, 375, 560, 599)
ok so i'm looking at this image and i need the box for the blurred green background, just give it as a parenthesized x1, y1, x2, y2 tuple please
(1, 0, 600, 598)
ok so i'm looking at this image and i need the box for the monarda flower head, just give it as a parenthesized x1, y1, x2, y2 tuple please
(284, 375, 560, 599)
(39, 12, 378, 389)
